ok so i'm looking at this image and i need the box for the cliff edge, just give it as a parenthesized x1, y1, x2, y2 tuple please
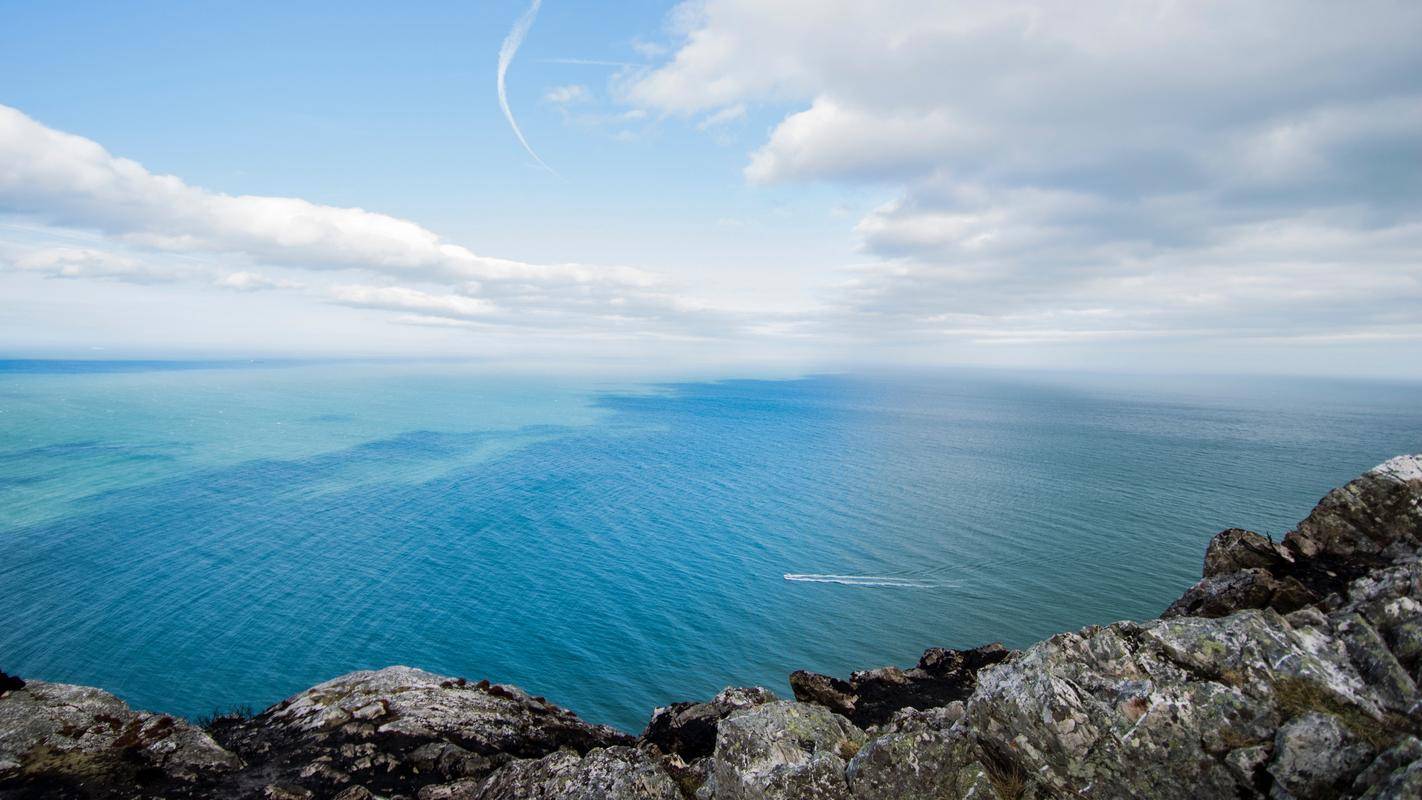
(4, 455, 1421, 799)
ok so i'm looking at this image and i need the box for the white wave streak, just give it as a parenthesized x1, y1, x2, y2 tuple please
(497, 0, 556, 174)
(783, 573, 935, 588)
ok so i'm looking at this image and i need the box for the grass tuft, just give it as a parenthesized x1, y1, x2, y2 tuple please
(195, 704, 255, 730)
(1271, 676, 1409, 751)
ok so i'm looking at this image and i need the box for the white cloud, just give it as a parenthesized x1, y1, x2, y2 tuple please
(0, 104, 760, 339)
(544, 84, 591, 105)
(215, 271, 304, 292)
(0, 104, 653, 292)
(328, 285, 498, 320)
(696, 103, 746, 131)
(4, 246, 183, 284)
(744, 98, 975, 183)
(625, 0, 1422, 353)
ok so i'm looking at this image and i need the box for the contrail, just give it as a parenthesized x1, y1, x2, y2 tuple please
(497, 0, 556, 174)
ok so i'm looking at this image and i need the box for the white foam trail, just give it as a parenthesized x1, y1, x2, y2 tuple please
(783, 573, 935, 588)
(497, 0, 556, 174)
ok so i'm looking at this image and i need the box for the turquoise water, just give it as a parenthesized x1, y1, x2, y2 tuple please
(2, 362, 1420, 732)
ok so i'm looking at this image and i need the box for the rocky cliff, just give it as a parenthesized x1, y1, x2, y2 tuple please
(4, 455, 1421, 799)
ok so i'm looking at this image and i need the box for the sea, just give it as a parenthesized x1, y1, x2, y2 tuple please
(2, 360, 1419, 732)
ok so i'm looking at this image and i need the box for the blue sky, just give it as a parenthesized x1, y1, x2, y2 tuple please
(2, 1, 1421, 376)
(0, 1, 855, 294)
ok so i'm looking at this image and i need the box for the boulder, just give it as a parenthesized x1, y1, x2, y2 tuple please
(207, 666, 630, 799)
(955, 604, 1419, 799)
(789, 644, 1011, 728)
(1163, 567, 1316, 618)
(1203, 528, 1296, 577)
(1166, 455, 1422, 619)
(1353, 737, 1422, 799)
(0, 672, 24, 695)
(1289, 455, 1422, 564)
(843, 708, 1009, 800)
(1269, 712, 1374, 799)
(640, 686, 778, 760)
(0, 680, 240, 798)
(468, 745, 682, 800)
(699, 701, 865, 800)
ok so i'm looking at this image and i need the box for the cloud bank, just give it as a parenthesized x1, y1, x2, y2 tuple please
(0, 104, 741, 341)
(626, 0, 1422, 352)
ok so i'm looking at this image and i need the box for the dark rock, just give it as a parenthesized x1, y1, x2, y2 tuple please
(1166, 455, 1422, 618)
(789, 644, 1011, 728)
(0, 672, 23, 695)
(206, 666, 630, 799)
(1163, 567, 1317, 618)
(1203, 528, 1295, 576)
(639, 686, 777, 761)
(1352, 736, 1422, 797)
(785, 672, 856, 719)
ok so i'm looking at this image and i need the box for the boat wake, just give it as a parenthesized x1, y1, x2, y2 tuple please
(782, 573, 941, 588)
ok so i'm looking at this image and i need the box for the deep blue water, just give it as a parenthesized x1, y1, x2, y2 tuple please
(2, 363, 1420, 731)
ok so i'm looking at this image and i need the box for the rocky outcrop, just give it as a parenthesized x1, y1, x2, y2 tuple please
(0, 680, 239, 799)
(697, 701, 865, 800)
(3, 454, 1420, 799)
(453, 746, 683, 800)
(203, 666, 632, 799)
(1166, 455, 1422, 619)
(640, 687, 778, 762)
(789, 644, 1011, 728)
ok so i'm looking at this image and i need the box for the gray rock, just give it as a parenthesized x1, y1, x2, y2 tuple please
(640, 686, 778, 760)
(701, 701, 865, 800)
(1288, 455, 1422, 563)
(845, 725, 989, 800)
(470, 745, 682, 800)
(1353, 736, 1422, 797)
(1333, 612, 1419, 714)
(210, 666, 630, 799)
(1167, 455, 1422, 620)
(0, 679, 239, 795)
(958, 605, 1412, 799)
(1269, 712, 1374, 798)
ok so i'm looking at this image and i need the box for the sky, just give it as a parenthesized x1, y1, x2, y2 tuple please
(1, 0, 1421, 377)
